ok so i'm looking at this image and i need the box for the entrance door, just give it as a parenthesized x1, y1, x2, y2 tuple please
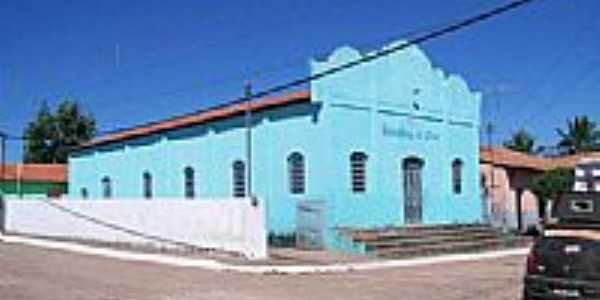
(403, 158, 424, 224)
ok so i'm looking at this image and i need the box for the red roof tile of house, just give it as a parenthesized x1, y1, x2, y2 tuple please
(79, 91, 311, 149)
(0, 164, 67, 183)
(480, 147, 600, 171)
(480, 147, 549, 171)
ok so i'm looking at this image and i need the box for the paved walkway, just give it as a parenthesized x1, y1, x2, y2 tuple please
(0, 233, 529, 274)
(0, 242, 526, 300)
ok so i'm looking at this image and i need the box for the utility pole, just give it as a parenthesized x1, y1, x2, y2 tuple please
(244, 82, 254, 204)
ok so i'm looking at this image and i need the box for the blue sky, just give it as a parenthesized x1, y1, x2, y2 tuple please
(1, 0, 599, 162)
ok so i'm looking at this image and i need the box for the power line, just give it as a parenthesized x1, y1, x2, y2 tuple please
(41, 0, 512, 129)
(5, 0, 536, 148)
(8, 1, 516, 143)
(95, 0, 536, 138)
(80, 0, 495, 120)
(244, 0, 536, 103)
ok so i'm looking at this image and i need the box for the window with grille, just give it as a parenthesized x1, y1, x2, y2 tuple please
(232, 160, 246, 198)
(350, 152, 368, 193)
(287, 152, 305, 194)
(101, 176, 112, 199)
(143, 171, 153, 199)
(184, 166, 195, 199)
(452, 159, 463, 194)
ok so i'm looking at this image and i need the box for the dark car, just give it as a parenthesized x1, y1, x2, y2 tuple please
(524, 192, 600, 299)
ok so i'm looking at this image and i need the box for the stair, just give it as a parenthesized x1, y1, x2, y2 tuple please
(341, 224, 530, 259)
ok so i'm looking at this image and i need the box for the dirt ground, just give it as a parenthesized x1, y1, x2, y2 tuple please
(0, 242, 525, 300)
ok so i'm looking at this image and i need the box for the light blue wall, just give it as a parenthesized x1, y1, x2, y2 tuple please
(70, 103, 328, 236)
(311, 42, 481, 233)
(69, 40, 481, 250)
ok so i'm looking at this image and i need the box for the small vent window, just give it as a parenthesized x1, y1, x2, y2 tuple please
(350, 152, 368, 193)
(184, 166, 195, 199)
(452, 159, 463, 195)
(101, 176, 112, 199)
(143, 171, 153, 199)
(232, 160, 246, 198)
(287, 152, 305, 194)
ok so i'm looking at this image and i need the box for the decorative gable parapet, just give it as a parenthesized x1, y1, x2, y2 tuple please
(310, 40, 481, 124)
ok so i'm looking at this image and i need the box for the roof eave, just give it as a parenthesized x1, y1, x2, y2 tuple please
(72, 91, 311, 152)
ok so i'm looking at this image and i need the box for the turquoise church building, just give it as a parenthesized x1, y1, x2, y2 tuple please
(69, 41, 482, 251)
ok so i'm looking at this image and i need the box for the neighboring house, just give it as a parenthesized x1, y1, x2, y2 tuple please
(0, 164, 67, 198)
(479, 147, 597, 232)
(480, 148, 548, 232)
(68, 41, 482, 251)
(573, 154, 600, 192)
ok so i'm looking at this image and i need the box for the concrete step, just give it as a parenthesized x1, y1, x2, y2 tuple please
(347, 224, 489, 235)
(351, 227, 497, 242)
(375, 237, 529, 259)
(340, 224, 530, 258)
(364, 231, 502, 250)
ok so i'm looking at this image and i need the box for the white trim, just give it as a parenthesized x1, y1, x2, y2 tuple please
(0, 233, 529, 274)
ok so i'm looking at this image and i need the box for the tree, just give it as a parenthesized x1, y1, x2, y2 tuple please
(504, 129, 537, 154)
(556, 116, 600, 155)
(23, 100, 95, 163)
(530, 168, 574, 219)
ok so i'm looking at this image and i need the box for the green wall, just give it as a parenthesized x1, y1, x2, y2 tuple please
(0, 181, 67, 198)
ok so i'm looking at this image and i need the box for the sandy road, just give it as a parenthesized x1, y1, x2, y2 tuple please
(0, 243, 525, 300)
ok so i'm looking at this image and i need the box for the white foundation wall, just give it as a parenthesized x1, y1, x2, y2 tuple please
(3, 198, 267, 259)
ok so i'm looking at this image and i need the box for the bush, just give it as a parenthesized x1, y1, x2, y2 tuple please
(531, 168, 574, 219)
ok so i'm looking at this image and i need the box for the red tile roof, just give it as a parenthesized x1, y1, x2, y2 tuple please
(480, 147, 549, 171)
(79, 91, 311, 149)
(0, 164, 67, 183)
(480, 147, 600, 171)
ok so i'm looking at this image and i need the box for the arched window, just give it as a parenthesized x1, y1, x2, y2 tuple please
(350, 152, 368, 193)
(143, 171, 153, 199)
(101, 176, 112, 199)
(184, 166, 195, 199)
(80, 187, 88, 199)
(452, 159, 463, 194)
(232, 160, 246, 198)
(287, 152, 305, 194)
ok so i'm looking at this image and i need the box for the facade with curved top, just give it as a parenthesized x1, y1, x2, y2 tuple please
(68, 40, 482, 251)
